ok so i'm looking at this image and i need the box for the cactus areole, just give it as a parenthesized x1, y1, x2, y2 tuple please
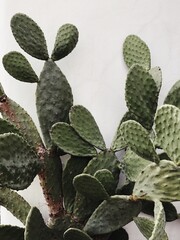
(0, 13, 179, 240)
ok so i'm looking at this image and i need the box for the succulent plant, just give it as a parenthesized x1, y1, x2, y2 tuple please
(0, 13, 179, 240)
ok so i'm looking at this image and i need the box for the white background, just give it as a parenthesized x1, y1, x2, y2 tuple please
(0, 1, 180, 239)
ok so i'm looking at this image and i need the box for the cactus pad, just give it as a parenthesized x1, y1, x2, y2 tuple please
(84, 195, 141, 235)
(149, 67, 162, 92)
(123, 35, 151, 69)
(133, 160, 180, 201)
(63, 156, 90, 213)
(94, 169, 116, 195)
(0, 96, 42, 149)
(36, 60, 73, 147)
(125, 64, 158, 130)
(122, 149, 151, 182)
(64, 228, 92, 240)
(134, 201, 168, 240)
(0, 225, 24, 240)
(51, 24, 79, 61)
(0, 187, 31, 224)
(0, 133, 40, 190)
(3, 51, 38, 83)
(84, 150, 119, 181)
(11, 13, 49, 60)
(120, 120, 159, 163)
(25, 207, 55, 240)
(70, 105, 106, 150)
(155, 104, 180, 166)
(164, 80, 180, 108)
(51, 122, 96, 156)
(73, 173, 109, 200)
(0, 118, 19, 135)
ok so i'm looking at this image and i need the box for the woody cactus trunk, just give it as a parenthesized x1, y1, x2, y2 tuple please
(0, 13, 180, 240)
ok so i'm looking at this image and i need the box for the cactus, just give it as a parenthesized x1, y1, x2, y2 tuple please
(0, 13, 180, 240)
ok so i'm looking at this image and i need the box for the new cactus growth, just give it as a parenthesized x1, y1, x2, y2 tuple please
(0, 13, 180, 240)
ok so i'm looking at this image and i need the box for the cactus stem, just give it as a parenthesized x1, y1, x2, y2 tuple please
(37, 146, 64, 219)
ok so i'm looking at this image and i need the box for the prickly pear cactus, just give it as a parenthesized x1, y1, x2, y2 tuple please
(0, 13, 179, 240)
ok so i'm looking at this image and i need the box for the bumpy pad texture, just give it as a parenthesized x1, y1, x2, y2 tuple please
(133, 160, 180, 201)
(149, 67, 162, 92)
(11, 13, 48, 60)
(0, 97, 42, 149)
(3, 51, 38, 83)
(125, 64, 158, 130)
(84, 150, 120, 181)
(73, 173, 109, 200)
(70, 105, 106, 150)
(164, 80, 180, 108)
(0, 225, 24, 240)
(51, 122, 96, 156)
(36, 60, 73, 147)
(0, 118, 19, 135)
(51, 24, 79, 61)
(0, 133, 40, 190)
(64, 228, 92, 240)
(122, 149, 151, 182)
(25, 207, 55, 240)
(94, 169, 116, 195)
(134, 217, 154, 239)
(63, 156, 89, 213)
(0, 187, 31, 225)
(120, 120, 159, 163)
(123, 35, 151, 69)
(155, 104, 180, 166)
(150, 201, 167, 240)
(84, 195, 141, 235)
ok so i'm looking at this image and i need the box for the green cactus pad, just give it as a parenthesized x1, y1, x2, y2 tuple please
(0, 187, 31, 225)
(150, 201, 167, 240)
(120, 120, 159, 163)
(64, 228, 92, 240)
(109, 228, 129, 240)
(51, 122, 96, 156)
(25, 207, 55, 240)
(125, 64, 158, 130)
(142, 201, 178, 222)
(133, 160, 180, 201)
(0, 225, 24, 240)
(36, 60, 73, 147)
(166, 81, 180, 107)
(0, 96, 42, 149)
(122, 149, 151, 182)
(149, 67, 162, 92)
(3, 51, 38, 83)
(164, 80, 180, 108)
(63, 156, 90, 213)
(73, 192, 101, 221)
(73, 173, 109, 201)
(84, 150, 120, 181)
(11, 13, 49, 60)
(70, 105, 106, 150)
(94, 169, 116, 195)
(0, 118, 19, 135)
(0, 133, 40, 190)
(84, 195, 141, 235)
(123, 35, 151, 69)
(134, 217, 154, 239)
(155, 104, 180, 166)
(51, 24, 79, 61)
(135, 201, 168, 240)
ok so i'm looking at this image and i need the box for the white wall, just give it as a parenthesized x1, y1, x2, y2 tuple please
(0, 1, 180, 239)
